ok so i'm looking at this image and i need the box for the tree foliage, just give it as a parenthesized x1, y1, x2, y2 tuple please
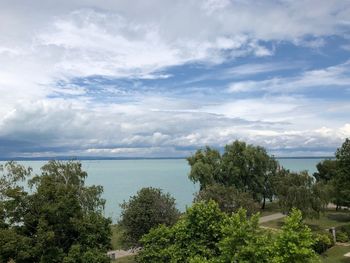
(194, 184, 258, 215)
(119, 187, 180, 247)
(333, 138, 350, 207)
(0, 161, 111, 263)
(138, 201, 317, 263)
(273, 209, 318, 263)
(274, 169, 328, 218)
(187, 141, 278, 209)
(313, 159, 338, 183)
(314, 139, 350, 209)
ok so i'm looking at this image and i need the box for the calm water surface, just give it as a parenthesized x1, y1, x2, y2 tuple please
(1, 158, 328, 221)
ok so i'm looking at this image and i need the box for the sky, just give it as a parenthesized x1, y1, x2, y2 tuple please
(0, 0, 350, 158)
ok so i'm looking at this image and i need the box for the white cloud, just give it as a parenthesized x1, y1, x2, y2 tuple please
(227, 60, 350, 93)
(0, 0, 349, 157)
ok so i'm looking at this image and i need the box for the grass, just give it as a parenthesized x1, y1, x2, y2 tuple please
(112, 255, 136, 263)
(111, 224, 126, 250)
(261, 209, 350, 231)
(259, 201, 281, 217)
(305, 210, 350, 232)
(320, 245, 350, 263)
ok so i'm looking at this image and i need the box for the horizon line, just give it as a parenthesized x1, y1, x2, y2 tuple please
(0, 156, 335, 161)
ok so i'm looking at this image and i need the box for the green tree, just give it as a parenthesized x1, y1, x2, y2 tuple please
(187, 146, 221, 190)
(313, 139, 350, 210)
(138, 201, 317, 263)
(137, 201, 225, 263)
(274, 169, 328, 218)
(0, 161, 111, 263)
(217, 209, 273, 263)
(333, 138, 350, 208)
(273, 208, 318, 263)
(119, 187, 180, 247)
(313, 159, 338, 182)
(187, 141, 279, 209)
(194, 184, 258, 215)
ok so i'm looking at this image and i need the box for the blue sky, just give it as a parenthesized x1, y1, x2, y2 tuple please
(0, 0, 349, 158)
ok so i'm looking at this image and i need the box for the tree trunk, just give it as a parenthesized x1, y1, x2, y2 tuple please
(261, 196, 266, 210)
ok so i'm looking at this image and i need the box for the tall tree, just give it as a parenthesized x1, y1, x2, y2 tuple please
(313, 159, 338, 183)
(0, 161, 111, 263)
(187, 141, 279, 208)
(187, 146, 221, 190)
(274, 169, 328, 218)
(333, 138, 350, 208)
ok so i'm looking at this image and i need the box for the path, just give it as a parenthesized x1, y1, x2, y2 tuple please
(259, 213, 286, 224)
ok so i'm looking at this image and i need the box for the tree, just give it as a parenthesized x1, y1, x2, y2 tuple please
(314, 139, 350, 210)
(333, 138, 350, 208)
(137, 201, 225, 263)
(187, 141, 279, 209)
(216, 209, 273, 263)
(119, 187, 180, 247)
(187, 146, 221, 190)
(0, 161, 111, 263)
(313, 159, 338, 182)
(138, 201, 317, 263)
(273, 209, 318, 263)
(194, 184, 258, 215)
(274, 169, 328, 218)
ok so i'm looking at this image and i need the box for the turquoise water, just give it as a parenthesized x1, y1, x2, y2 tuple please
(0, 158, 326, 221)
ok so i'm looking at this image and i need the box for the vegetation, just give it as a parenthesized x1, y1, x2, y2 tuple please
(320, 245, 350, 263)
(138, 201, 317, 263)
(194, 184, 258, 215)
(113, 255, 136, 263)
(187, 141, 278, 209)
(1, 138, 350, 262)
(111, 224, 126, 250)
(119, 187, 180, 247)
(261, 209, 350, 230)
(274, 169, 328, 218)
(314, 139, 350, 210)
(0, 161, 111, 263)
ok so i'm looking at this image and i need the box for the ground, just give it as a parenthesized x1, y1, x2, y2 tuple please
(261, 208, 350, 231)
(112, 255, 136, 263)
(320, 245, 350, 263)
(111, 224, 125, 250)
(259, 205, 350, 262)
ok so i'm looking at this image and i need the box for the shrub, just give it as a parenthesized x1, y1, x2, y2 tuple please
(312, 233, 333, 254)
(338, 225, 350, 239)
(336, 231, 349, 243)
(139, 204, 318, 263)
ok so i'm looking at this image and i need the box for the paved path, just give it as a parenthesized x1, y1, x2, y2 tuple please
(259, 213, 286, 224)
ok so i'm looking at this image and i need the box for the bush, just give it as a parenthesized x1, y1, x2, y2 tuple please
(119, 187, 180, 247)
(312, 233, 333, 254)
(139, 204, 318, 263)
(338, 225, 350, 239)
(336, 231, 349, 243)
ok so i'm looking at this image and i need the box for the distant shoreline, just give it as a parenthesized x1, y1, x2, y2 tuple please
(0, 156, 335, 161)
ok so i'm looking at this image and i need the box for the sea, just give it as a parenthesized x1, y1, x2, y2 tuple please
(0, 158, 331, 221)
